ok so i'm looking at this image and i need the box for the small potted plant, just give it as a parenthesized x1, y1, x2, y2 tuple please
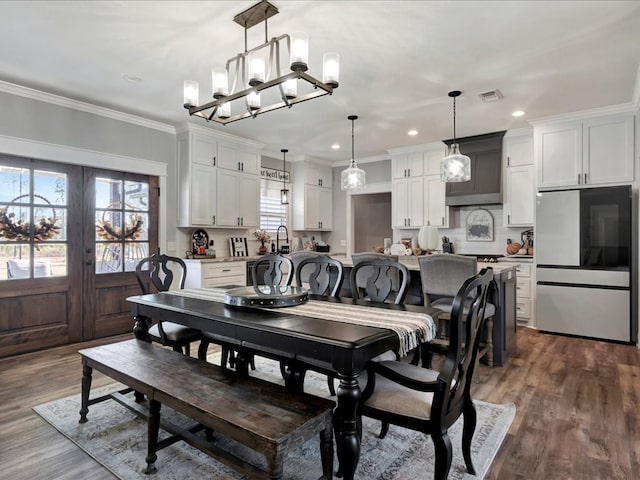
(253, 229, 271, 255)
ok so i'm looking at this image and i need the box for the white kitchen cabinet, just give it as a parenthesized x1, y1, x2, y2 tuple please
(503, 134, 534, 226)
(424, 174, 449, 228)
(291, 162, 333, 231)
(423, 148, 446, 176)
(216, 170, 260, 228)
(392, 152, 424, 179)
(536, 113, 634, 189)
(296, 185, 332, 230)
(305, 163, 333, 188)
(177, 132, 217, 227)
(392, 176, 423, 228)
(184, 260, 247, 288)
(514, 263, 533, 326)
(217, 143, 260, 175)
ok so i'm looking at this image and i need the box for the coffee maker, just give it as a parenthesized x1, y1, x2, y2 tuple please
(521, 229, 534, 255)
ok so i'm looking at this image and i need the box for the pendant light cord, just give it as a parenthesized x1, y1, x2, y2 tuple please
(351, 117, 355, 166)
(452, 95, 456, 142)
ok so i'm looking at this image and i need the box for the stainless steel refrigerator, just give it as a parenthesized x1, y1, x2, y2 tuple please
(535, 186, 632, 342)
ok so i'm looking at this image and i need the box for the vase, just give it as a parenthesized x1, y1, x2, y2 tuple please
(258, 242, 267, 255)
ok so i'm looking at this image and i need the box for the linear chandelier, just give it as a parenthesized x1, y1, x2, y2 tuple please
(183, 0, 339, 125)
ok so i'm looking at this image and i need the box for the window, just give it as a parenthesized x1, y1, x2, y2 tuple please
(0, 165, 68, 280)
(259, 178, 289, 232)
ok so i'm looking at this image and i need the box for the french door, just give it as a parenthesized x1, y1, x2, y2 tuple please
(0, 155, 158, 357)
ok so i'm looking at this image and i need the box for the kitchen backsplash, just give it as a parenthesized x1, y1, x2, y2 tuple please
(392, 205, 532, 256)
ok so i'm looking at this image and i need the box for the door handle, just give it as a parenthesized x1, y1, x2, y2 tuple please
(85, 259, 94, 266)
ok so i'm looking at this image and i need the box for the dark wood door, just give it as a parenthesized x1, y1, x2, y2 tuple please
(81, 168, 158, 340)
(0, 157, 158, 357)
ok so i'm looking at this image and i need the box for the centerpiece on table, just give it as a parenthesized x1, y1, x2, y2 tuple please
(253, 229, 271, 255)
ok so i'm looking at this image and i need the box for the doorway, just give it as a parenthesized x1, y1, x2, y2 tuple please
(353, 192, 392, 253)
(0, 156, 158, 357)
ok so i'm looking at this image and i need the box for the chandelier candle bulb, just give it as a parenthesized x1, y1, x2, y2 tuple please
(217, 102, 231, 119)
(248, 52, 265, 86)
(183, 80, 199, 108)
(289, 31, 309, 71)
(283, 78, 297, 99)
(247, 91, 260, 110)
(212, 70, 228, 98)
(322, 52, 340, 88)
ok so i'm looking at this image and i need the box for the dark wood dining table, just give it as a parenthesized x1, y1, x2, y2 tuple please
(127, 290, 437, 479)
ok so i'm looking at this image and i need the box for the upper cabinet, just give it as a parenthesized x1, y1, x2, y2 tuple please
(391, 146, 450, 229)
(305, 163, 333, 189)
(291, 161, 333, 231)
(535, 113, 634, 189)
(503, 133, 534, 227)
(177, 129, 262, 228)
(393, 152, 424, 179)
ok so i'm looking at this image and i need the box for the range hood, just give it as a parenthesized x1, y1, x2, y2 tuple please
(444, 130, 506, 206)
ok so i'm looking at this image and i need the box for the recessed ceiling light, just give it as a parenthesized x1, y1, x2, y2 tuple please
(408, 129, 418, 136)
(331, 144, 340, 150)
(122, 74, 143, 83)
(512, 110, 525, 117)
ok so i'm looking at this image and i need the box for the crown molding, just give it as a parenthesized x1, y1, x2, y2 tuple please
(387, 141, 447, 156)
(0, 80, 176, 134)
(503, 127, 533, 138)
(528, 103, 637, 126)
(331, 153, 390, 168)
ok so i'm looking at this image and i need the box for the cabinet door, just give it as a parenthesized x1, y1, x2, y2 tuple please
(583, 114, 634, 185)
(238, 174, 260, 227)
(305, 163, 332, 188)
(304, 186, 320, 229)
(424, 174, 448, 227)
(536, 121, 582, 188)
(192, 135, 217, 166)
(215, 169, 240, 226)
(392, 155, 409, 179)
(190, 164, 217, 226)
(238, 151, 260, 176)
(406, 152, 424, 177)
(217, 143, 239, 171)
(505, 135, 533, 167)
(424, 148, 445, 176)
(317, 187, 333, 230)
(504, 164, 534, 226)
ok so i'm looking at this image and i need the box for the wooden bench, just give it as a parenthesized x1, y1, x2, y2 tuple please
(78, 339, 334, 480)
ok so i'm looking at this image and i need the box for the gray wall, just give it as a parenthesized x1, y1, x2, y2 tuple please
(0, 91, 177, 237)
(353, 192, 392, 252)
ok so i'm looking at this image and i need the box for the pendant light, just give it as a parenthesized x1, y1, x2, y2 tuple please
(280, 148, 289, 204)
(341, 115, 366, 191)
(441, 90, 471, 183)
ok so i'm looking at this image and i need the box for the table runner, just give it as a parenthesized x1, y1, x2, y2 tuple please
(165, 288, 436, 357)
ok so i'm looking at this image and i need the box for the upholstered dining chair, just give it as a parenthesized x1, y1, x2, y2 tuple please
(135, 254, 202, 356)
(358, 267, 494, 480)
(418, 254, 496, 368)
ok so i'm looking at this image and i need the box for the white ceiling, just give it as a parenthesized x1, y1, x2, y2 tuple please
(1, 1, 639, 164)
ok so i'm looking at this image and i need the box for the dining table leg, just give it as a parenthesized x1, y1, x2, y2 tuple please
(335, 375, 361, 480)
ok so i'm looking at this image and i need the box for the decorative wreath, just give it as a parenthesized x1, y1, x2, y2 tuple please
(0, 194, 61, 241)
(96, 202, 144, 242)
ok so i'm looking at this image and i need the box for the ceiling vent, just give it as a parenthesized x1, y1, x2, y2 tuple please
(478, 89, 503, 102)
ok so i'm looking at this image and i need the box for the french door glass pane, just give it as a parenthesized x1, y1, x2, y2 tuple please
(95, 177, 149, 274)
(0, 164, 67, 280)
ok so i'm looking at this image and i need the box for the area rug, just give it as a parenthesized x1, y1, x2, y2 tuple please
(33, 355, 515, 480)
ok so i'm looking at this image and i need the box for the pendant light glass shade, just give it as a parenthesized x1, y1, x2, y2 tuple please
(280, 148, 289, 205)
(441, 90, 471, 183)
(341, 115, 366, 191)
(441, 144, 471, 182)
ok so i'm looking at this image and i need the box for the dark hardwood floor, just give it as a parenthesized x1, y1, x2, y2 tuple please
(0, 328, 638, 479)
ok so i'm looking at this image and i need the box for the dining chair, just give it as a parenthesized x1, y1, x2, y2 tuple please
(357, 267, 494, 480)
(291, 252, 345, 395)
(135, 253, 202, 356)
(293, 252, 344, 297)
(418, 254, 496, 368)
(204, 254, 295, 371)
(251, 253, 294, 287)
(350, 257, 410, 304)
